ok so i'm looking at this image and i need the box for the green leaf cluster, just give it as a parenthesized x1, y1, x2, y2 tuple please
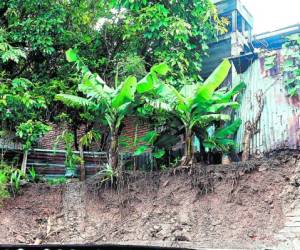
(282, 34, 300, 96)
(16, 120, 51, 151)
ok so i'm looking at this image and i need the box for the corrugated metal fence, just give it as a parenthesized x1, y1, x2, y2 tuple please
(233, 57, 300, 155)
(2, 148, 156, 178)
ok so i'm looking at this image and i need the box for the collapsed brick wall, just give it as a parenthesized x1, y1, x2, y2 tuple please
(37, 123, 86, 150)
(37, 117, 151, 152)
(119, 116, 151, 153)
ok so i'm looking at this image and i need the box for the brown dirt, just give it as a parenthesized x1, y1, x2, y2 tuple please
(0, 151, 299, 249)
(0, 184, 63, 244)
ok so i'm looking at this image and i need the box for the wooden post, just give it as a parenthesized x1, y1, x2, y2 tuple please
(79, 146, 85, 181)
(21, 150, 28, 174)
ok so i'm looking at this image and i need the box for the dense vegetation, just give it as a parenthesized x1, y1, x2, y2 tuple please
(0, 0, 245, 198)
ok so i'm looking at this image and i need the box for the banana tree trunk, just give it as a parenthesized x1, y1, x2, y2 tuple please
(109, 130, 118, 170)
(181, 127, 193, 166)
(21, 150, 28, 174)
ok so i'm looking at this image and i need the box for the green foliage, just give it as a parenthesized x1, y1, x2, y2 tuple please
(111, 0, 228, 85)
(16, 120, 51, 151)
(99, 164, 117, 184)
(282, 34, 300, 96)
(0, 78, 47, 129)
(115, 54, 147, 81)
(156, 60, 242, 128)
(150, 59, 245, 161)
(0, 164, 10, 200)
(203, 119, 242, 152)
(54, 131, 82, 170)
(57, 50, 168, 169)
(0, 0, 104, 137)
(28, 167, 38, 183)
(0, 29, 26, 63)
(0, 0, 244, 172)
(0, 0, 229, 170)
(120, 126, 165, 158)
(10, 169, 24, 195)
(79, 129, 101, 148)
(47, 177, 66, 186)
(264, 54, 276, 71)
(0, 163, 26, 198)
(152, 149, 166, 159)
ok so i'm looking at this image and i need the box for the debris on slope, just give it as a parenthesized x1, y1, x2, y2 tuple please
(0, 150, 299, 249)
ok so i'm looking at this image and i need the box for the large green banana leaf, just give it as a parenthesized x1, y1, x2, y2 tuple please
(55, 94, 91, 108)
(112, 76, 137, 109)
(212, 82, 246, 103)
(137, 63, 170, 94)
(195, 59, 231, 102)
(136, 73, 154, 94)
(66, 48, 78, 62)
(214, 118, 242, 138)
(207, 102, 240, 113)
(190, 114, 230, 128)
(203, 119, 242, 151)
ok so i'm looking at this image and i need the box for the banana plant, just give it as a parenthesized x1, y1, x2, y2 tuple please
(56, 49, 169, 170)
(120, 126, 165, 170)
(153, 59, 245, 165)
(203, 119, 242, 152)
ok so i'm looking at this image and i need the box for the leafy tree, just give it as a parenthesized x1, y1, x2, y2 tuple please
(1, 0, 227, 143)
(153, 59, 245, 165)
(110, 0, 228, 85)
(56, 49, 168, 169)
(16, 120, 51, 173)
(0, 1, 106, 135)
(0, 77, 48, 167)
(0, 78, 46, 129)
(0, 29, 26, 64)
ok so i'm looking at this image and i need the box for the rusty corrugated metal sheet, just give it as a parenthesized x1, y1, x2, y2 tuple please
(233, 56, 300, 155)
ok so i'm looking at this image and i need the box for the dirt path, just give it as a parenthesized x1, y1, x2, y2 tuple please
(59, 181, 87, 243)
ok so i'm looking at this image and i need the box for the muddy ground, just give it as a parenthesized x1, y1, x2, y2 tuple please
(0, 150, 299, 249)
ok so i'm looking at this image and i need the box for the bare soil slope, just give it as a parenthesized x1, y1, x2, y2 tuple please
(0, 151, 299, 249)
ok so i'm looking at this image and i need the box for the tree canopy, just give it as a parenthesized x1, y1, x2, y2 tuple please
(0, 0, 241, 170)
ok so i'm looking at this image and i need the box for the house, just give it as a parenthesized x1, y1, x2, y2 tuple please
(202, 0, 300, 157)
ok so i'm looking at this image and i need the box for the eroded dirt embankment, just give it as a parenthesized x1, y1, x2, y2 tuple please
(0, 150, 299, 249)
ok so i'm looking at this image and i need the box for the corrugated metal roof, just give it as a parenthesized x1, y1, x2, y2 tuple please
(233, 56, 300, 155)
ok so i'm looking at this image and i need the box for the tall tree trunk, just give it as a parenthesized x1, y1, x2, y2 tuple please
(181, 127, 193, 166)
(109, 130, 118, 170)
(21, 150, 28, 174)
(79, 145, 85, 181)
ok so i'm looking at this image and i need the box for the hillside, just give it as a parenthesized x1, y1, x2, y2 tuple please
(0, 151, 300, 249)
